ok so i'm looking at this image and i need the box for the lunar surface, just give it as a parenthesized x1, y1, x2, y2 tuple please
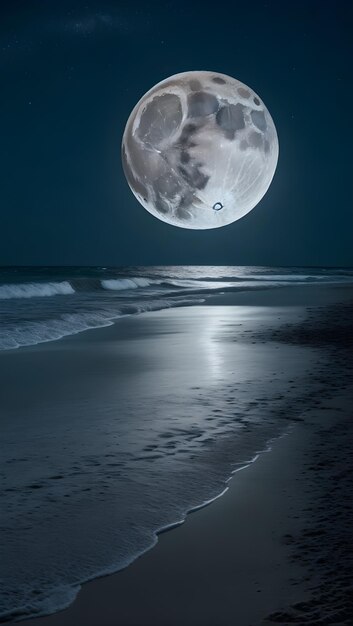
(121, 71, 279, 229)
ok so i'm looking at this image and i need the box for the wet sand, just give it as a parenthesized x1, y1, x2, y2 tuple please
(26, 394, 353, 626)
(8, 284, 353, 625)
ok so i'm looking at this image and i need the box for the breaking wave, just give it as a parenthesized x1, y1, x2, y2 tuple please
(0, 298, 204, 350)
(1, 271, 352, 302)
(101, 277, 155, 290)
(0, 281, 75, 300)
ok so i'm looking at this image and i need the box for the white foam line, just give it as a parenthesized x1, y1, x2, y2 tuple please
(188, 486, 230, 513)
(0, 297, 206, 351)
(0, 281, 75, 300)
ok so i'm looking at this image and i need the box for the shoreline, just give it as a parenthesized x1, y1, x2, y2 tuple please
(25, 390, 353, 626)
(3, 283, 353, 625)
(2, 282, 353, 354)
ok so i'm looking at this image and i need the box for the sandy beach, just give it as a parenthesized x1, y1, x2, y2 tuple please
(2, 283, 353, 625)
(26, 394, 353, 626)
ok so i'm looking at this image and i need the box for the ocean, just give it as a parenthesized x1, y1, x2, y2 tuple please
(0, 265, 352, 351)
(1, 266, 352, 622)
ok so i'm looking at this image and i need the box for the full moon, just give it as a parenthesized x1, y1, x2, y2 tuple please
(121, 71, 279, 229)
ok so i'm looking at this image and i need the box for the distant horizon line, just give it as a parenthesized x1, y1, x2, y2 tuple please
(1, 264, 353, 270)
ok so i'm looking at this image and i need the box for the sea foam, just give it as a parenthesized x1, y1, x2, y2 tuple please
(101, 277, 154, 290)
(0, 281, 75, 299)
(0, 298, 204, 350)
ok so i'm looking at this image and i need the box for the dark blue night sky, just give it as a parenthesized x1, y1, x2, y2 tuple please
(0, 0, 352, 266)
